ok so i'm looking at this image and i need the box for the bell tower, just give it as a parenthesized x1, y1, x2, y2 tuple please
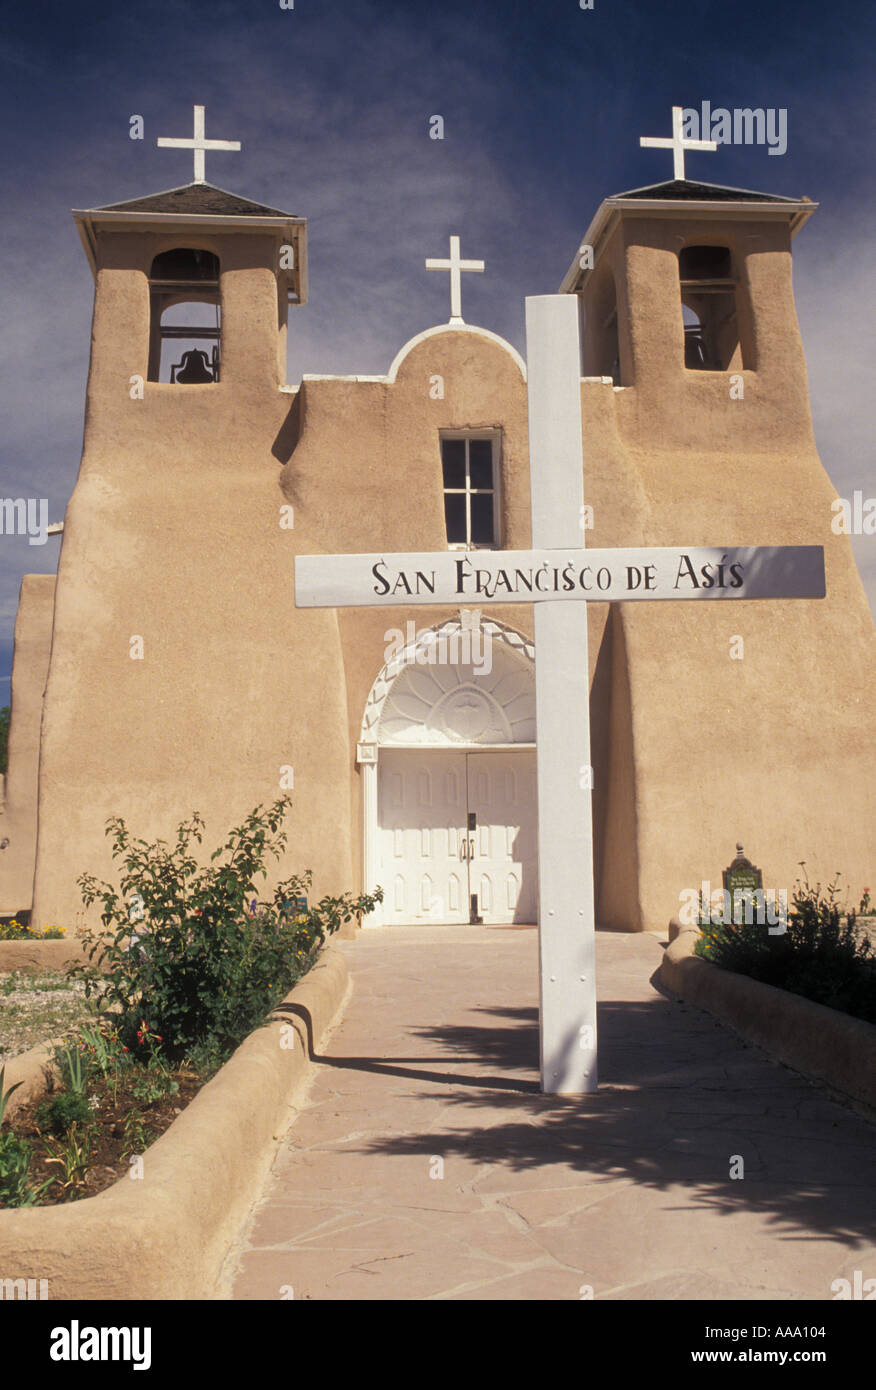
(29, 108, 357, 931)
(555, 125, 875, 931)
(560, 177, 817, 451)
(73, 178, 307, 403)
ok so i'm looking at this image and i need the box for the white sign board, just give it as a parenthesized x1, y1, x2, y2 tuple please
(294, 545, 826, 608)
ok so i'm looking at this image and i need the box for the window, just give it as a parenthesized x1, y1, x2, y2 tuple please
(441, 433, 500, 548)
(679, 245, 742, 372)
(148, 248, 221, 383)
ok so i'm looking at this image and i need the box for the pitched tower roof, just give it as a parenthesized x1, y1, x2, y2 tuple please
(559, 179, 817, 293)
(71, 181, 308, 303)
(94, 181, 299, 219)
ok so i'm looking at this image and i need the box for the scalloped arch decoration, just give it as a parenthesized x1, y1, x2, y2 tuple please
(358, 617, 535, 753)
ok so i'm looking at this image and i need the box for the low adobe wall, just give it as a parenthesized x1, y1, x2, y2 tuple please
(662, 927, 876, 1112)
(0, 945, 350, 1299)
(0, 939, 90, 974)
(2, 1038, 67, 1121)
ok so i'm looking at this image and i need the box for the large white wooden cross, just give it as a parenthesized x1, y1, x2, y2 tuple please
(426, 236, 485, 325)
(157, 105, 241, 184)
(293, 295, 825, 1094)
(640, 105, 717, 181)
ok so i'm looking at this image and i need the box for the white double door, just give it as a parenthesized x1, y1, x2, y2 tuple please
(378, 748, 537, 925)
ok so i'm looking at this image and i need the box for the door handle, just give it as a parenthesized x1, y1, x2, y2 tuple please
(468, 836, 475, 859)
(460, 836, 468, 861)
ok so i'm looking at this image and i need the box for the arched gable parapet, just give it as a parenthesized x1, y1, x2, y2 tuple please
(386, 323, 527, 384)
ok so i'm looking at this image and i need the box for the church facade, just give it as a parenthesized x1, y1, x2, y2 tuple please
(1, 159, 873, 934)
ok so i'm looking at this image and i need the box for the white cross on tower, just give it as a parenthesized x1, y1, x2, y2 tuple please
(640, 105, 718, 181)
(425, 235, 485, 325)
(293, 295, 825, 1095)
(157, 105, 242, 185)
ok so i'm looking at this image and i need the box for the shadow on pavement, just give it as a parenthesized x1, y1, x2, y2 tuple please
(316, 993, 876, 1247)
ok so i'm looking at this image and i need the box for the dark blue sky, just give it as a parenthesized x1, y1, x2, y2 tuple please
(1, 0, 873, 690)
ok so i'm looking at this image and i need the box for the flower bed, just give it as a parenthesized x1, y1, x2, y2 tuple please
(694, 870, 876, 1025)
(0, 921, 87, 977)
(0, 920, 66, 941)
(0, 1020, 214, 1207)
(0, 795, 381, 1212)
(0, 946, 352, 1299)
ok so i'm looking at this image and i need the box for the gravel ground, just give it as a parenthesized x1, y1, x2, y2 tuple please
(856, 916, 876, 947)
(0, 972, 97, 1065)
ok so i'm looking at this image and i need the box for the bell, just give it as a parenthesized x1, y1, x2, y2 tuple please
(173, 348, 214, 384)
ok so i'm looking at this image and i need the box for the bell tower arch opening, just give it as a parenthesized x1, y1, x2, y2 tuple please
(678, 242, 749, 372)
(147, 247, 221, 383)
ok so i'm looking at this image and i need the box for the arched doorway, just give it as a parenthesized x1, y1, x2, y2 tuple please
(357, 617, 537, 926)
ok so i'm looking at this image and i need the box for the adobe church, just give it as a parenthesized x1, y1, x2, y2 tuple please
(1, 107, 873, 933)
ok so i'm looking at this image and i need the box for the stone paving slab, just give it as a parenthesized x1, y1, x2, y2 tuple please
(229, 927, 876, 1301)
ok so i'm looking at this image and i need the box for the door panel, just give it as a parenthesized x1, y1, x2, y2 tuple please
(466, 751, 538, 924)
(378, 751, 469, 924)
(377, 748, 537, 926)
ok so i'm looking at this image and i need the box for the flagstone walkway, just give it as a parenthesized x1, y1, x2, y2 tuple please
(229, 927, 876, 1301)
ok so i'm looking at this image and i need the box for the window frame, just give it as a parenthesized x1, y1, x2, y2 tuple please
(439, 429, 502, 551)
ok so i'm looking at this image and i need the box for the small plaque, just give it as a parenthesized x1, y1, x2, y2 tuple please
(722, 843, 764, 920)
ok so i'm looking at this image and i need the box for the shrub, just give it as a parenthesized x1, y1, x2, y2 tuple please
(78, 797, 382, 1061)
(0, 1130, 40, 1207)
(695, 868, 876, 1024)
(0, 1066, 47, 1207)
(35, 1091, 93, 1138)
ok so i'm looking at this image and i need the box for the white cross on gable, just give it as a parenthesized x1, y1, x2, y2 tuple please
(640, 104, 718, 181)
(157, 105, 241, 185)
(425, 235, 485, 325)
(293, 295, 825, 1095)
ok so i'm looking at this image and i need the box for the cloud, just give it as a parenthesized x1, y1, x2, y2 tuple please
(793, 209, 876, 616)
(0, 0, 873, 693)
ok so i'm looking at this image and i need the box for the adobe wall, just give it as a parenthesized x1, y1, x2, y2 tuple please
(31, 229, 352, 929)
(283, 329, 614, 908)
(26, 212, 875, 936)
(30, 299, 623, 932)
(578, 214, 876, 928)
(0, 575, 55, 915)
